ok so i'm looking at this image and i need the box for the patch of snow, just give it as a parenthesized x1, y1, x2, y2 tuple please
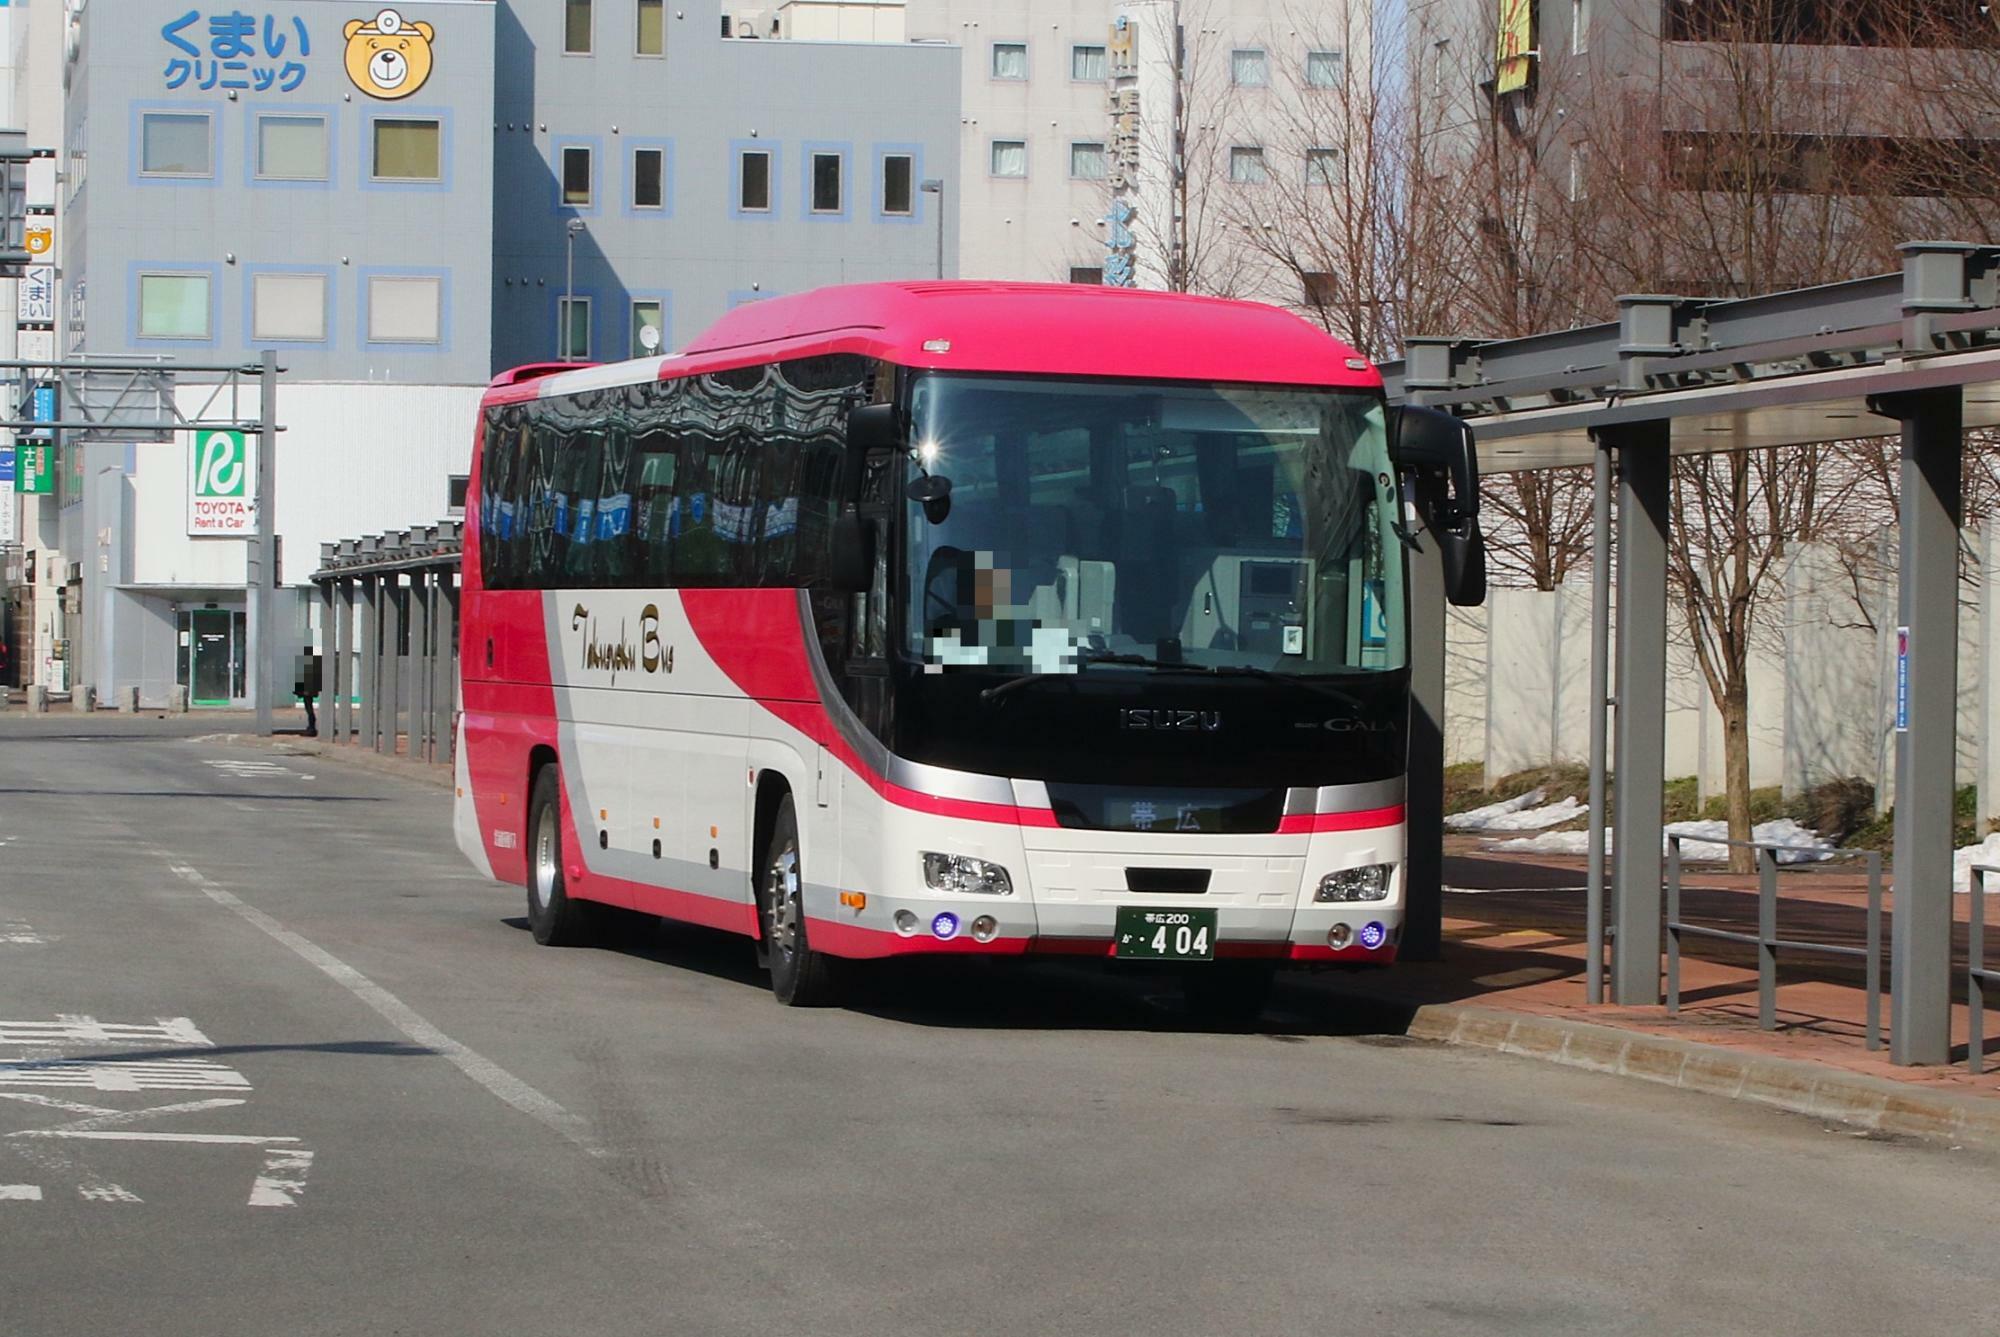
(1448, 793, 1587, 833)
(1954, 833, 2000, 893)
(1490, 817, 1836, 864)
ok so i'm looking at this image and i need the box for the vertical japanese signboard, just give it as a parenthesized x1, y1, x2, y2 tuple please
(16, 445, 54, 495)
(1103, 14, 1140, 287)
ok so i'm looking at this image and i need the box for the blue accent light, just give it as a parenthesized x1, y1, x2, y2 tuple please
(931, 912, 960, 941)
(1359, 921, 1387, 950)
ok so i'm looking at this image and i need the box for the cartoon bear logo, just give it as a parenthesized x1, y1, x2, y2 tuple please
(343, 9, 436, 100)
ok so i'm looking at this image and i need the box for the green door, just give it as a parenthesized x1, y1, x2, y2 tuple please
(190, 609, 233, 706)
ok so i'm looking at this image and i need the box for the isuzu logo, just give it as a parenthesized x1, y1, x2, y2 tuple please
(1120, 708, 1221, 733)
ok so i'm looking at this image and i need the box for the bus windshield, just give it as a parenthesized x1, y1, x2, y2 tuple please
(905, 374, 1405, 679)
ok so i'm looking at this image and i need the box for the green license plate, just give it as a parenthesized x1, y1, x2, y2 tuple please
(1114, 907, 1218, 961)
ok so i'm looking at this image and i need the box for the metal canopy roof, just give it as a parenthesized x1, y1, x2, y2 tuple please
(1378, 242, 2000, 472)
(313, 521, 462, 581)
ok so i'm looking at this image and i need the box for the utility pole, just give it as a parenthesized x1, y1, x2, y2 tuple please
(1170, 0, 1186, 292)
(921, 178, 945, 279)
(563, 218, 584, 360)
(249, 349, 277, 735)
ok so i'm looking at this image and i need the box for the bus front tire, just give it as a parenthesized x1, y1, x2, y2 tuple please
(526, 765, 594, 947)
(760, 794, 838, 1007)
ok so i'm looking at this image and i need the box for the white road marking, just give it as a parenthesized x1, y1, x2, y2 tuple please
(77, 1184, 142, 1203)
(247, 1147, 314, 1206)
(0, 1184, 41, 1200)
(0, 1059, 251, 1092)
(15, 1130, 301, 1145)
(0, 1096, 249, 1133)
(164, 860, 603, 1157)
(203, 759, 311, 782)
(0, 923, 45, 945)
(0, 1017, 212, 1049)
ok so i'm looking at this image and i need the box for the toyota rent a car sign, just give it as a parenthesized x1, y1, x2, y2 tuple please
(188, 430, 255, 537)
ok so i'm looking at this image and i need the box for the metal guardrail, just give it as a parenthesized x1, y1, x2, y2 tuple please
(1970, 866, 2000, 1074)
(1666, 835, 1884, 1051)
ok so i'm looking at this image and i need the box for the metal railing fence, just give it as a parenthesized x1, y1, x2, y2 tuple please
(1666, 835, 1884, 1051)
(1969, 866, 2000, 1074)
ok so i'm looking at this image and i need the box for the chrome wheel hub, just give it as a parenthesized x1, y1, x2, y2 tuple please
(532, 804, 558, 912)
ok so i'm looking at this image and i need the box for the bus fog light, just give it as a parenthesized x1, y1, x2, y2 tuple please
(1358, 921, 1388, 950)
(1327, 923, 1353, 949)
(921, 852, 1013, 896)
(970, 915, 999, 942)
(1317, 864, 1391, 903)
(893, 910, 920, 936)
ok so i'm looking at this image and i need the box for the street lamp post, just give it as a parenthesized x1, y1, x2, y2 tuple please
(563, 217, 585, 361)
(920, 178, 944, 280)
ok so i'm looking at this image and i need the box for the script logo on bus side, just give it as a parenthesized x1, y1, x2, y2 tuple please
(571, 603, 673, 684)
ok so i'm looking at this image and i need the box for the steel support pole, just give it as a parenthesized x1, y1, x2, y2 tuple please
(1870, 388, 1963, 1066)
(358, 577, 378, 751)
(331, 578, 351, 743)
(249, 350, 277, 735)
(407, 571, 431, 762)
(1586, 437, 1614, 1004)
(1610, 421, 1670, 1005)
(379, 577, 403, 756)
(429, 576, 455, 764)
(1403, 510, 1447, 961)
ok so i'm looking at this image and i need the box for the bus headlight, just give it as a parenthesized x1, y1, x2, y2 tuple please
(922, 852, 1013, 896)
(1317, 864, 1392, 903)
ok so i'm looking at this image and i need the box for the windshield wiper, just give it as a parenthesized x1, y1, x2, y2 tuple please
(979, 649, 1371, 711)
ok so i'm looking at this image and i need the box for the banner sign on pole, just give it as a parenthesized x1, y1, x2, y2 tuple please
(187, 428, 255, 537)
(16, 444, 54, 494)
(1895, 626, 1910, 733)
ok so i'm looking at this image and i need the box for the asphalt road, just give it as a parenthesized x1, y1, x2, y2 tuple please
(1, 715, 1996, 1337)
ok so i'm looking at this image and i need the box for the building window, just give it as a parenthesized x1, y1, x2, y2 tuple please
(138, 272, 210, 339)
(252, 272, 327, 341)
(637, 0, 664, 54)
(1072, 44, 1107, 81)
(565, 0, 592, 53)
(255, 114, 327, 180)
(1572, 0, 1590, 54)
(1232, 48, 1268, 87)
(1229, 146, 1268, 184)
(991, 140, 1027, 178)
(1069, 141, 1107, 180)
(447, 475, 470, 516)
(882, 153, 914, 215)
(811, 151, 843, 213)
(1305, 49, 1344, 88)
(630, 299, 664, 357)
(558, 296, 591, 359)
(992, 42, 1027, 80)
(1569, 144, 1588, 200)
(1302, 271, 1338, 306)
(632, 147, 664, 208)
(561, 145, 593, 206)
(372, 118, 441, 181)
(368, 275, 442, 343)
(140, 112, 211, 177)
(1069, 266, 1104, 285)
(739, 150, 771, 211)
(1307, 147, 1341, 186)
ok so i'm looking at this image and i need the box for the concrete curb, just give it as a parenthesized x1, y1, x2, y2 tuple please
(1408, 1003, 2000, 1151)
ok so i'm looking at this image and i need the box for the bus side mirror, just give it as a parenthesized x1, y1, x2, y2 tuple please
(847, 403, 904, 453)
(830, 511, 875, 594)
(1394, 405, 1486, 607)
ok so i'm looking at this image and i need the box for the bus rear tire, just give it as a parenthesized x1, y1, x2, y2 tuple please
(1182, 962, 1275, 1029)
(526, 765, 594, 947)
(760, 794, 838, 1007)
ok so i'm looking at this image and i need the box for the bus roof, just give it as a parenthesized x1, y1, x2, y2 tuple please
(486, 281, 1383, 406)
